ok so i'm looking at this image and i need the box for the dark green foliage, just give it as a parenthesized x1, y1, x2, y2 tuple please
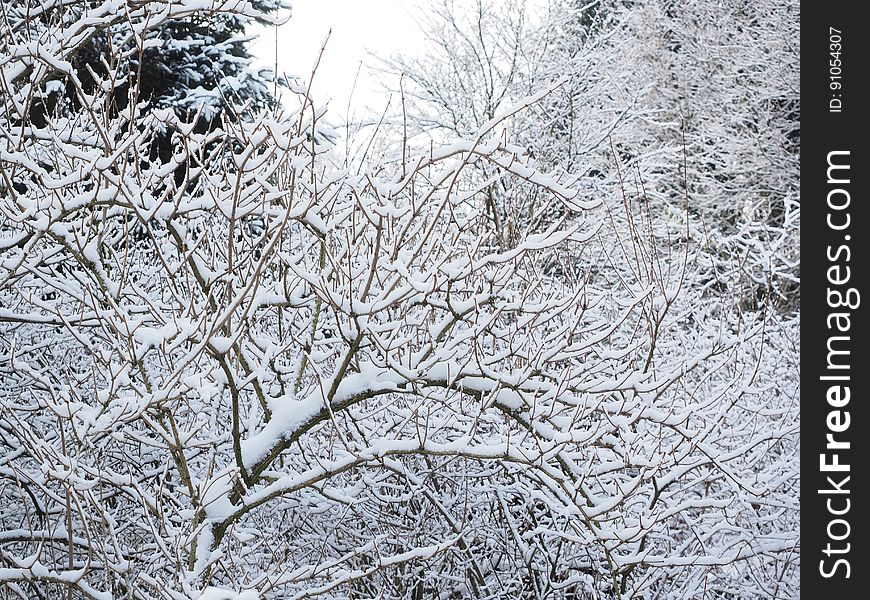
(31, 1, 289, 140)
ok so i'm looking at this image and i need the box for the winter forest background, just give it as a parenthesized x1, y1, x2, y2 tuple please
(0, 0, 799, 598)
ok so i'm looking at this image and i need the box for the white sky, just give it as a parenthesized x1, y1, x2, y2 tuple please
(249, 0, 428, 124)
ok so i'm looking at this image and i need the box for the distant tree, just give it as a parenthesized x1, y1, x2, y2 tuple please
(18, 0, 289, 164)
(0, 1, 798, 599)
(129, 0, 289, 121)
(390, 0, 800, 313)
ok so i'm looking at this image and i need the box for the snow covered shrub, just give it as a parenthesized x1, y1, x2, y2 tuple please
(0, 1, 797, 598)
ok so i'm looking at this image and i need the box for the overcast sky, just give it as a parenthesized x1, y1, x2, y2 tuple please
(250, 0, 427, 124)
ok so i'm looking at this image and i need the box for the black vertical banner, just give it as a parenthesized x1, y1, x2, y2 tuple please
(802, 3, 869, 596)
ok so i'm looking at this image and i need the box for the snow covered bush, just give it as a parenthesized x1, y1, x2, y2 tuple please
(0, 1, 798, 598)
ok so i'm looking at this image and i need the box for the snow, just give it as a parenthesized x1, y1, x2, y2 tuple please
(240, 363, 399, 471)
(197, 587, 259, 600)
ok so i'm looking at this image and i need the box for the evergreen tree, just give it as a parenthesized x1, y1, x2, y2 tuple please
(29, 1, 289, 146)
(131, 1, 289, 122)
